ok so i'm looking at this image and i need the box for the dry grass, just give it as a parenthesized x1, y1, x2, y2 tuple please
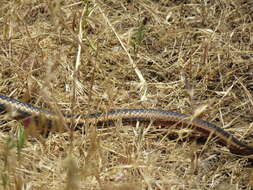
(0, 0, 253, 189)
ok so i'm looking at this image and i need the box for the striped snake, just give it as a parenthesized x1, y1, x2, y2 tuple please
(0, 95, 252, 156)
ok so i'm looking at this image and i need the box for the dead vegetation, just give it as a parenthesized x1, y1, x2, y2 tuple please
(0, 0, 253, 189)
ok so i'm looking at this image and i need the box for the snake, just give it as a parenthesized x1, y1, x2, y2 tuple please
(0, 95, 253, 156)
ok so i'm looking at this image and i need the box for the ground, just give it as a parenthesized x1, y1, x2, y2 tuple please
(0, 0, 253, 189)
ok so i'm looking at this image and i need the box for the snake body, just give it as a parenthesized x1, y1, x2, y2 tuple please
(0, 95, 253, 156)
